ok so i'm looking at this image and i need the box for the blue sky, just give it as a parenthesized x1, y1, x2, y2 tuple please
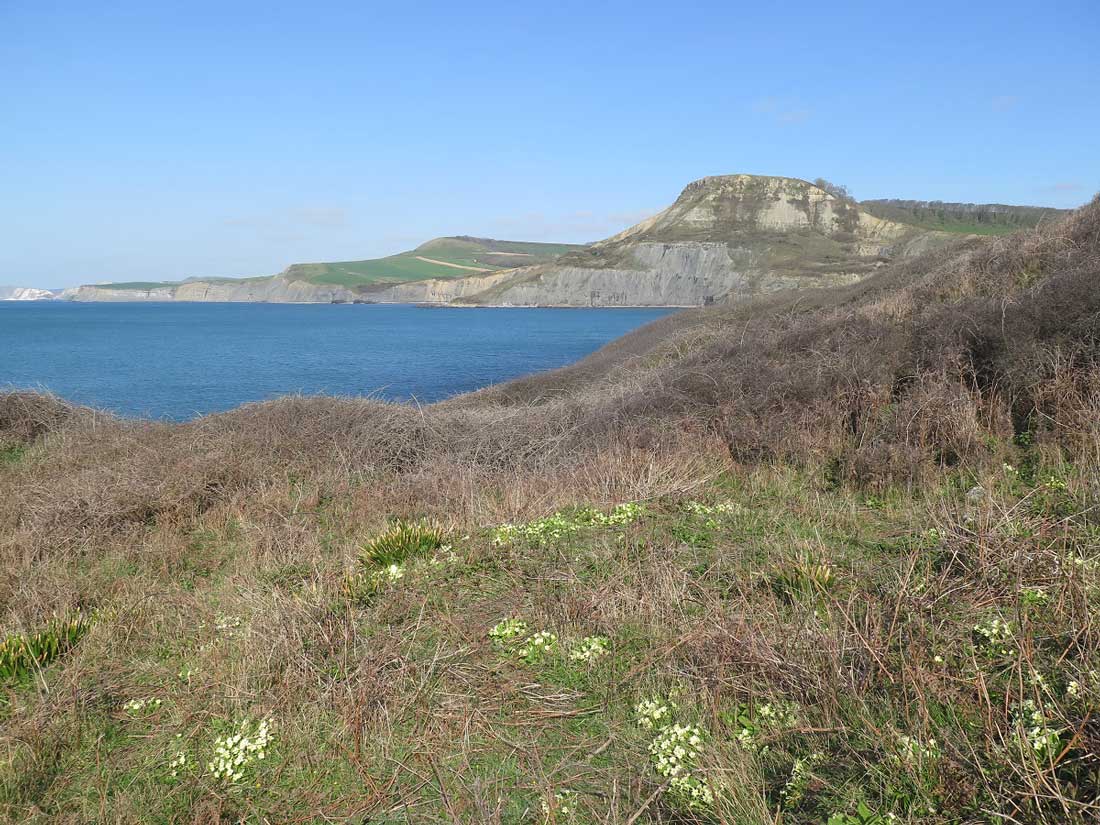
(2, 1, 1098, 288)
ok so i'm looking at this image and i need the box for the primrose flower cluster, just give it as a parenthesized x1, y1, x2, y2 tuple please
(731, 700, 800, 753)
(488, 618, 529, 644)
(635, 697, 676, 730)
(168, 747, 188, 778)
(517, 631, 558, 663)
(489, 619, 610, 667)
(973, 616, 1015, 657)
(1012, 700, 1062, 759)
(895, 734, 940, 765)
(539, 789, 578, 820)
(124, 696, 162, 714)
(214, 615, 242, 634)
(491, 503, 645, 546)
(427, 544, 459, 567)
(683, 500, 738, 516)
(648, 723, 713, 808)
(569, 635, 610, 663)
(634, 697, 713, 808)
(207, 718, 274, 784)
(1019, 587, 1050, 606)
(378, 562, 405, 583)
(1066, 670, 1099, 701)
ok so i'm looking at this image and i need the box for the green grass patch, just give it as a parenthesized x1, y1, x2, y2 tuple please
(288, 237, 583, 287)
(0, 445, 25, 466)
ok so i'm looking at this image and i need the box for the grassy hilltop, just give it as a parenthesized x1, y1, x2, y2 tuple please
(283, 238, 583, 288)
(859, 200, 1068, 236)
(2, 197, 1100, 823)
(92, 237, 582, 292)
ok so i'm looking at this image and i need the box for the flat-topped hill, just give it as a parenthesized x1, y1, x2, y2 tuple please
(382, 174, 966, 306)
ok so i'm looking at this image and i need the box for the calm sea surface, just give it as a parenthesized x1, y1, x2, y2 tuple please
(0, 302, 672, 420)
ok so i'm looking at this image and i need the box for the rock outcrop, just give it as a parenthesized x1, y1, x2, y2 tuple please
(369, 175, 959, 306)
(63, 279, 357, 303)
(0, 286, 55, 301)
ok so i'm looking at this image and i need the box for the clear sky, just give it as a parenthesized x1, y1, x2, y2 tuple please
(3, 1, 1098, 288)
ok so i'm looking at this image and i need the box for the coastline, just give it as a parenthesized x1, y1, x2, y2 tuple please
(0, 301, 673, 421)
(24, 298, 698, 309)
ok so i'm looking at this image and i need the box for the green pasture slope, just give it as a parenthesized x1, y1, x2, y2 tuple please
(860, 199, 1068, 236)
(94, 237, 583, 291)
(285, 237, 584, 287)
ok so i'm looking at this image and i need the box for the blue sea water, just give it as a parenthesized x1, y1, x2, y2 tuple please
(0, 302, 672, 420)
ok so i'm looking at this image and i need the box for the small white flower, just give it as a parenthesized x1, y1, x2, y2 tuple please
(635, 698, 675, 730)
(539, 789, 578, 821)
(569, 635, 610, 663)
(207, 718, 275, 785)
(488, 618, 528, 643)
(647, 723, 712, 808)
(517, 631, 558, 663)
(124, 696, 162, 714)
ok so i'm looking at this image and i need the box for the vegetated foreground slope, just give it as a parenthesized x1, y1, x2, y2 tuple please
(2, 197, 1099, 823)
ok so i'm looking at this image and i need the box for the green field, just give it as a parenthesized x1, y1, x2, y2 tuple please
(286, 237, 584, 287)
(860, 199, 1068, 235)
(94, 281, 180, 290)
(94, 237, 583, 291)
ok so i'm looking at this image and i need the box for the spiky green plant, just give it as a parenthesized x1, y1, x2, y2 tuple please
(770, 552, 835, 602)
(344, 520, 448, 604)
(360, 519, 446, 568)
(0, 614, 94, 683)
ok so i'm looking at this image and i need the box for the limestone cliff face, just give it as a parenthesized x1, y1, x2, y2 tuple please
(372, 242, 798, 306)
(172, 279, 355, 303)
(603, 175, 869, 242)
(0, 286, 55, 300)
(393, 175, 956, 306)
(63, 278, 357, 303)
(62, 285, 176, 302)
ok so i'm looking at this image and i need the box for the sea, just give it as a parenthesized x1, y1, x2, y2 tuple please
(0, 302, 673, 420)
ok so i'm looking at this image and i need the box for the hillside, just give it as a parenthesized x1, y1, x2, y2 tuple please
(63, 237, 581, 302)
(281, 237, 583, 287)
(62, 178, 1070, 307)
(860, 199, 1068, 235)
(371, 175, 971, 306)
(2, 196, 1099, 823)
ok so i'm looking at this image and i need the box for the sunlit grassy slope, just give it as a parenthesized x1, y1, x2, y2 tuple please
(860, 199, 1067, 235)
(284, 237, 583, 287)
(94, 238, 583, 291)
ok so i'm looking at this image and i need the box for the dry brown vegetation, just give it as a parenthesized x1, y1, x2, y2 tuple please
(0, 197, 1098, 824)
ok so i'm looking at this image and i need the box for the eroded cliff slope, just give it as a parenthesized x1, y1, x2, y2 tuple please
(371, 175, 961, 306)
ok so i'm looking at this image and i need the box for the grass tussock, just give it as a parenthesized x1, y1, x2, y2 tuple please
(0, 197, 1098, 823)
